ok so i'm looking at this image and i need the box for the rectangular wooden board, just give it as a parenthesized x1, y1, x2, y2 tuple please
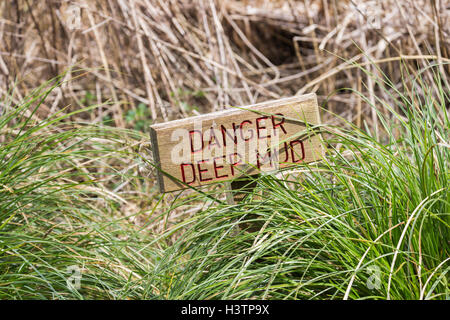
(150, 93, 324, 192)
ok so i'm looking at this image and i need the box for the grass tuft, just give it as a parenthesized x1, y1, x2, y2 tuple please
(155, 63, 449, 300)
(0, 78, 162, 299)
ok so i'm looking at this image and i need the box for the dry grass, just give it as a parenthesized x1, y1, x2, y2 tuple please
(0, 0, 448, 227)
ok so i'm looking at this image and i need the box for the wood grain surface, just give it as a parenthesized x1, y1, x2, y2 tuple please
(150, 93, 324, 192)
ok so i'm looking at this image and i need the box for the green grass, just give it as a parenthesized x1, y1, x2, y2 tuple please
(0, 63, 448, 300)
(0, 77, 163, 299)
(154, 63, 449, 300)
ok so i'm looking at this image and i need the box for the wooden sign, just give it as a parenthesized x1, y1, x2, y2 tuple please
(150, 93, 324, 193)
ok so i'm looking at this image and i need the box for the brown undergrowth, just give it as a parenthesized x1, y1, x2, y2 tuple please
(0, 0, 448, 232)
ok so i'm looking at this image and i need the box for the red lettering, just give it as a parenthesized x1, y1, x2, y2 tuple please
(239, 120, 253, 141)
(189, 130, 204, 153)
(256, 149, 273, 169)
(228, 153, 242, 176)
(197, 159, 212, 182)
(221, 123, 238, 146)
(256, 116, 271, 139)
(213, 155, 228, 179)
(282, 141, 289, 162)
(180, 163, 196, 184)
(290, 140, 305, 162)
(271, 113, 287, 135)
(207, 127, 221, 149)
